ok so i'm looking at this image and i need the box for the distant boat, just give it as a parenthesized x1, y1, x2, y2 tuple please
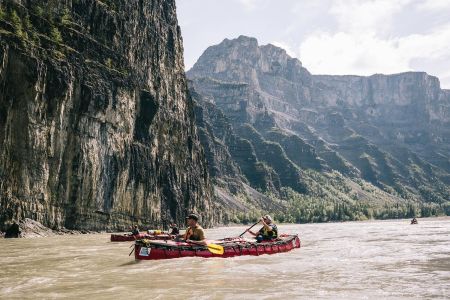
(410, 218, 418, 225)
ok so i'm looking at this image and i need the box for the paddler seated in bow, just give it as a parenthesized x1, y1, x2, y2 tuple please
(177, 213, 207, 245)
(247, 215, 278, 242)
(169, 223, 179, 235)
(131, 225, 140, 236)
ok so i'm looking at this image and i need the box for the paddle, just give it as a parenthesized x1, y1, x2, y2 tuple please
(238, 221, 260, 237)
(187, 240, 224, 255)
(140, 239, 224, 255)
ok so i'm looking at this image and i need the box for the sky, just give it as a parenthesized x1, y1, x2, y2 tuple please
(177, 0, 450, 89)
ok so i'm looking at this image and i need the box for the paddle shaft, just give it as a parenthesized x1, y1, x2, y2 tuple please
(239, 221, 260, 237)
(187, 240, 224, 254)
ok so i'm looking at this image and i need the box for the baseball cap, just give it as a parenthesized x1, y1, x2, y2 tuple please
(186, 213, 199, 221)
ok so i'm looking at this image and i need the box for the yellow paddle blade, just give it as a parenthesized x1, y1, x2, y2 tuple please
(207, 243, 224, 255)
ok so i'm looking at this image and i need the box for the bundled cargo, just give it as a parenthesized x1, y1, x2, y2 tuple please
(111, 231, 170, 242)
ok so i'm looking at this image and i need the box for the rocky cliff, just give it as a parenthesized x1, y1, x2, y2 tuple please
(0, 0, 215, 231)
(188, 36, 450, 221)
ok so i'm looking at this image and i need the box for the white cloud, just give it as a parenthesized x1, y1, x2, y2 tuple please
(399, 25, 450, 59)
(178, 0, 450, 88)
(329, 0, 412, 33)
(294, 0, 450, 83)
(299, 32, 408, 75)
(415, 0, 450, 11)
(297, 0, 410, 74)
(299, 25, 450, 76)
(235, 0, 259, 11)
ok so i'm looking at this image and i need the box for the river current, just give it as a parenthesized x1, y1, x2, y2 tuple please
(1, 218, 449, 299)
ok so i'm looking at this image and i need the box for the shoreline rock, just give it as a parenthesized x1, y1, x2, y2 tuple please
(3, 218, 102, 238)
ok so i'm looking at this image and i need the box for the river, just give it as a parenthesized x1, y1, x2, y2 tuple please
(1, 218, 449, 299)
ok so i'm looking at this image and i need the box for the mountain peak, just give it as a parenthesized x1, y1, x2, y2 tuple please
(187, 35, 309, 86)
(236, 35, 259, 44)
(215, 35, 260, 53)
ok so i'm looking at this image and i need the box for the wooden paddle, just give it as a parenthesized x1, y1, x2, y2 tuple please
(238, 221, 260, 237)
(187, 240, 224, 255)
(141, 239, 224, 255)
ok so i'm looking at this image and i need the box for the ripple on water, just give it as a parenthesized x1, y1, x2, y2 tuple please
(0, 218, 449, 299)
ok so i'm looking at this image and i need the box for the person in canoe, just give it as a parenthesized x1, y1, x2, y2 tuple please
(131, 225, 140, 236)
(411, 217, 418, 225)
(247, 215, 278, 242)
(177, 213, 207, 245)
(169, 223, 179, 235)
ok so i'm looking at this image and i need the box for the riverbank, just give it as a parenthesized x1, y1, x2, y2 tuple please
(1, 218, 101, 238)
(3, 215, 449, 239)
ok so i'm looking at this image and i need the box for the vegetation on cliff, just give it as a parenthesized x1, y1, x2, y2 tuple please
(0, 0, 215, 232)
(188, 36, 450, 224)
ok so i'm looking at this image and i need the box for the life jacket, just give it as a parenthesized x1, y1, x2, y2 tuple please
(259, 224, 278, 240)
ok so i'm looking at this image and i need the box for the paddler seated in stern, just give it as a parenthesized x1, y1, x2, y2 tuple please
(247, 215, 278, 242)
(177, 213, 207, 245)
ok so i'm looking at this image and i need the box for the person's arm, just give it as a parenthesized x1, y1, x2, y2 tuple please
(187, 239, 208, 246)
(260, 218, 272, 232)
(187, 239, 207, 246)
(186, 228, 207, 245)
(175, 231, 186, 240)
(247, 217, 268, 236)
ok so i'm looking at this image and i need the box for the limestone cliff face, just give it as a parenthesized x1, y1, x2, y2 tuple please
(0, 0, 214, 231)
(312, 73, 450, 172)
(188, 36, 450, 206)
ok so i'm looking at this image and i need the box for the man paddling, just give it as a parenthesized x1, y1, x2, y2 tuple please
(247, 215, 278, 242)
(179, 213, 207, 245)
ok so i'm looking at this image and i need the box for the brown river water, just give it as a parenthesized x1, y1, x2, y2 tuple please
(1, 218, 449, 299)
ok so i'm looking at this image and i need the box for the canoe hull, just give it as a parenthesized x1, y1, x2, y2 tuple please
(135, 235, 301, 260)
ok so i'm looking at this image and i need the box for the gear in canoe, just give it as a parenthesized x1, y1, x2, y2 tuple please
(134, 234, 300, 260)
(134, 214, 300, 260)
(111, 226, 171, 242)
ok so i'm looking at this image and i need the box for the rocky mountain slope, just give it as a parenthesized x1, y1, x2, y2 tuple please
(0, 0, 215, 231)
(2, 1, 448, 232)
(188, 36, 450, 221)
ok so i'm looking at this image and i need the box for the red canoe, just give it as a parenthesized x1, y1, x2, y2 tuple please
(111, 233, 172, 242)
(134, 234, 301, 260)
